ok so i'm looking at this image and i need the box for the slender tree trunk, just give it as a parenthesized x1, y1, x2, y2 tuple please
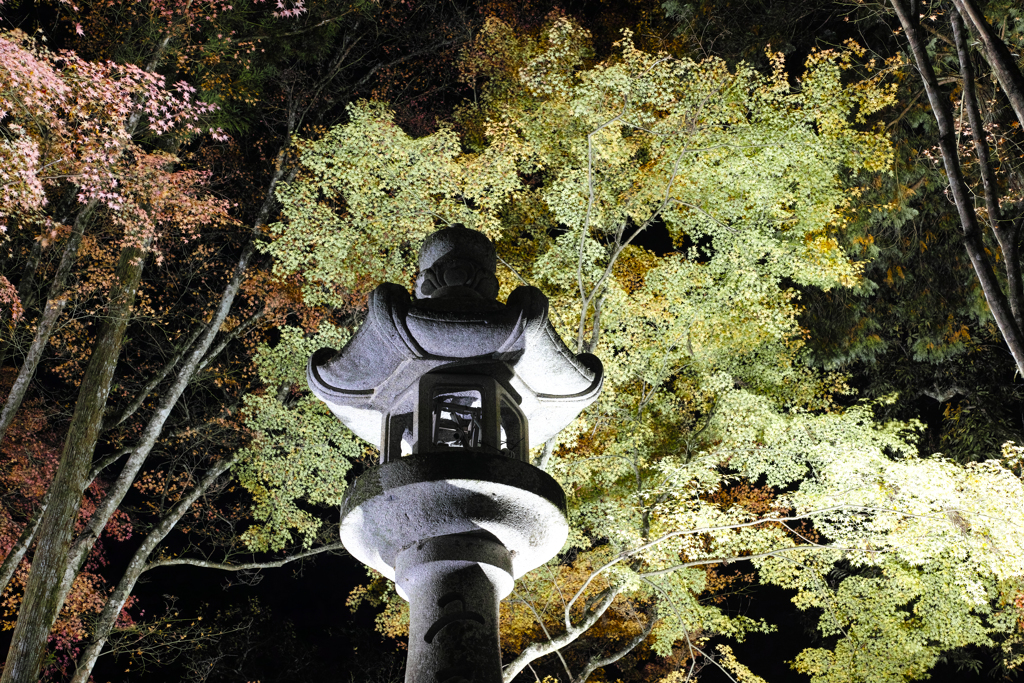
(58, 240, 255, 601)
(59, 155, 291, 598)
(0, 488, 50, 597)
(0, 242, 148, 683)
(0, 28, 168, 442)
(13, 241, 42, 311)
(70, 452, 241, 683)
(949, 0, 1024, 126)
(889, 0, 1024, 376)
(0, 29, 214, 681)
(0, 204, 94, 446)
(0, 446, 131, 600)
(2, 138, 288, 683)
(68, 164, 285, 680)
(0, 303, 65, 444)
(950, 10, 1024, 331)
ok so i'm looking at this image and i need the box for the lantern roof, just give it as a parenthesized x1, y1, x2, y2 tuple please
(307, 226, 603, 451)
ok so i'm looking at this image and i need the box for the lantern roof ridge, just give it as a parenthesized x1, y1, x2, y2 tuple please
(307, 227, 603, 450)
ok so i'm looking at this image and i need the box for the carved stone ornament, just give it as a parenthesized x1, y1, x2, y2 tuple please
(306, 226, 603, 683)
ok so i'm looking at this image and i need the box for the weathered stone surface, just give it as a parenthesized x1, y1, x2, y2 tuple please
(397, 533, 510, 683)
(307, 227, 603, 451)
(339, 452, 568, 586)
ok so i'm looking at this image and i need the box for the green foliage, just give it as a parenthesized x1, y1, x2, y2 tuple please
(237, 324, 358, 552)
(258, 12, 1024, 682)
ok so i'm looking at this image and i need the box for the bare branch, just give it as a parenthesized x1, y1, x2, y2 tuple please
(88, 447, 133, 482)
(0, 202, 94, 445)
(63, 132, 296, 596)
(0, 488, 50, 597)
(346, 35, 469, 99)
(196, 307, 266, 373)
(71, 451, 242, 683)
(502, 585, 621, 683)
(638, 543, 882, 578)
(577, 140, 685, 352)
(145, 541, 347, 572)
(570, 607, 656, 683)
(497, 253, 530, 286)
(102, 324, 206, 433)
(238, 11, 357, 42)
(510, 589, 574, 681)
(950, 0, 1024, 126)
(532, 438, 556, 471)
(689, 643, 742, 683)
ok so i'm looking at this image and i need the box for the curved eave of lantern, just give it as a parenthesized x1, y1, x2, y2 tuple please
(307, 283, 603, 450)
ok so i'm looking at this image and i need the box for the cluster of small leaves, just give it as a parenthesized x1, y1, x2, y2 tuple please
(235, 324, 359, 551)
(0, 30, 225, 239)
(262, 11, 1024, 682)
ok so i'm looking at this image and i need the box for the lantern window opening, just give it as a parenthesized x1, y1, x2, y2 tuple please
(432, 389, 484, 450)
(381, 412, 414, 463)
(412, 369, 529, 461)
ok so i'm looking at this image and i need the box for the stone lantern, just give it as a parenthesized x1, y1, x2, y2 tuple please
(307, 226, 603, 683)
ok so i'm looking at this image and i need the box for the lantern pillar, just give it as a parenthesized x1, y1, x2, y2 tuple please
(398, 533, 511, 683)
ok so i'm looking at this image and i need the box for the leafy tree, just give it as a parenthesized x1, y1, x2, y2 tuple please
(0, 0, 481, 679)
(262, 13, 1024, 683)
(3, 2, 1023, 681)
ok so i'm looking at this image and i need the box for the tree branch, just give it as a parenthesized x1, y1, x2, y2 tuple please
(62, 133, 295, 597)
(2, 237, 151, 683)
(347, 35, 469, 97)
(144, 541, 347, 572)
(195, 307, 266, 374)
(570, 607, 657, 683)
(503, 585, 622, 683)
(0, 203, 94, 446)
(88, 447, 133, 482)
(510, 589, 574, 681)
(70, 450, 242, 683)
(0, 489, 50, 597)
(101, 324, 206, 433)
(532, 438, 556, 471)
(238, 11, 356, 42)
(638, 543, 880, 578)
(62, 238, 256, 600)
(497, 253, 530, 286)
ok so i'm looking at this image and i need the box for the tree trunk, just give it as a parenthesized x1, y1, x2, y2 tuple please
(0, 242, 148, 683)
(889, 0, 1024, 376)
(950, 9, 1024, 331)
(59, 241, 254, 596)
(0, 204, 94, 446)
(58, 140, 292, 599)
(949, 0, 1024, 127)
